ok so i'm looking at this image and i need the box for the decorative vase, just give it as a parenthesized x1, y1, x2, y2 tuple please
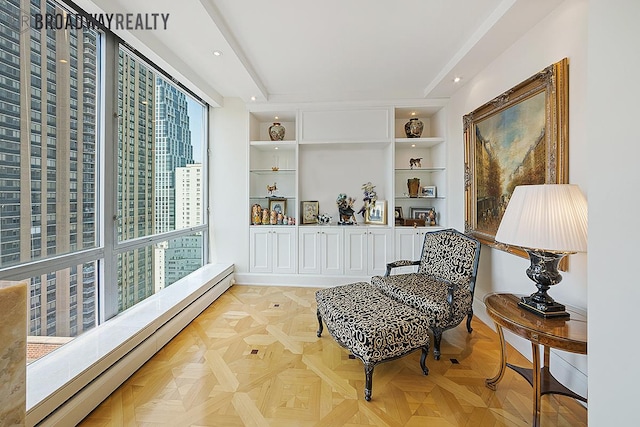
(404, 117, 424, 138)
(268, 122, 285, 141)
(408, 178, 421, 198)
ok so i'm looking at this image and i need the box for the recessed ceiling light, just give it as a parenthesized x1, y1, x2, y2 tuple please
(411, 112, 416, 116)
(453, 77, 462, 83)
(274, 147, 279, 150)
(213, 50, 222, 57)
(411, 144, 416, 148)
(250, 96, 256, 101)
(274, 116, 279, 120)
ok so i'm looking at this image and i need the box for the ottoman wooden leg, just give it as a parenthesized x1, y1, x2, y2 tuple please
(364, 363, 375, 401)
(316, 309, 323, 338)
(420, 346, 430, 375)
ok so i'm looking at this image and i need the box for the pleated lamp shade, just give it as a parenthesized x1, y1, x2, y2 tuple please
(495, 184, 588, 253)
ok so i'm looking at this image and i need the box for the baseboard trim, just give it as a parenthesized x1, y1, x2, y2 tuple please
(27, 264, 234, 427)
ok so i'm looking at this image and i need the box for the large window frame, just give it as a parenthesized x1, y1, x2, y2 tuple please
(0, 0, 210, 344)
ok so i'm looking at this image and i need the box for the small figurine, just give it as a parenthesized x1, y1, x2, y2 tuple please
(252, 204, 262, 225)
(270, 210, 277, 225)
(357, 182, 378, 218)
(409, 158, 422, 169)
(427, 208, 437, 226)
(277, 212, 283, 225)
(336, 193, 357, 225)
(266, 182, 277, 196)
(261, 208, 269, 225)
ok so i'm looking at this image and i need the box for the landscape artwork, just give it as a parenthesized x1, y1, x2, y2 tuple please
(464, 58, 568, 257)
(474, 91, 546, 235)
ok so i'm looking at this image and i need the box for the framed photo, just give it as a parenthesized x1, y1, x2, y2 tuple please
(300, 200, 319, 224)
(394, 206, 403, 225)
(269, 198, 287, 216)
(410, 207, 433, 221)
(463, 58, 568, 260)
(365, 200, 387, 225)
(421, 186, 436, 198)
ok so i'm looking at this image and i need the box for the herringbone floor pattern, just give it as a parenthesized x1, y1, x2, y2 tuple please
(79, 285, 587, 426)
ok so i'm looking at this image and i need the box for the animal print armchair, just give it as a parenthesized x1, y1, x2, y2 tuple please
(371, 228, 481, 360)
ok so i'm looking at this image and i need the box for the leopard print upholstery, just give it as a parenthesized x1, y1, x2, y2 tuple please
(370, 273, 471, 329)
(371, 229, 481, 360)
(416, 229, 480, 287)
(315, 282, 431, 365)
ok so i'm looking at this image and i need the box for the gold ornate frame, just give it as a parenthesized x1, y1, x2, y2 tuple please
(464, 58, 569, 260)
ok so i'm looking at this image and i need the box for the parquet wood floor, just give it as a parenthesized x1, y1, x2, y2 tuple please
(79, 285, 587, 426)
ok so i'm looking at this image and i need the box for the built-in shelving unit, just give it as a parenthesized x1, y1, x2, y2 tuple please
(246, 104, 448, 280)
(393, 107, 447, 229)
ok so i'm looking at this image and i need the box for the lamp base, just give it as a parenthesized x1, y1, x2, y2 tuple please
(518, 295, 569, 318)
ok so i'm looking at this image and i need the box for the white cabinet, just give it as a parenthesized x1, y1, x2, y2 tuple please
(395, 227, 427, 261)
(246, 104, 449, 283)
(298, 227, 343, 275)
(249, 227, 297, 274)
(344, 228, 393, 276)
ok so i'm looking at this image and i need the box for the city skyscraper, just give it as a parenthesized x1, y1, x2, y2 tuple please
(116, 47, 156, 311)
(154, 77, 193, 234)
(164, 163, 203, 285)
(153, 78, 195, 290)
(0, 0, 98, 339)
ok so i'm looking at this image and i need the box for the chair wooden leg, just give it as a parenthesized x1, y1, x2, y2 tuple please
(433, 330, 442, 360)
(316, 309, 323, 337)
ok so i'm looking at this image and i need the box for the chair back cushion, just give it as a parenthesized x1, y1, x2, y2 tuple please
(417, 229, 481, 291)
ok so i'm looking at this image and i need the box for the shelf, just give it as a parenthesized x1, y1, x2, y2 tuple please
(250, 196, 296, 200)
(250, 140, 297, 150)
(395, 167, 445, 172)
(395, 196, 445, 200)
(249, 169, 296, 175)
(395, 137, 444, 147)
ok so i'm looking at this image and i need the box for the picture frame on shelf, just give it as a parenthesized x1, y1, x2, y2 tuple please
(410, 207, 433, 221)
(269, 198, 287, 216)
(394, 206, 403, 225)
(365, 200, 387, 225)
(421, 186, 436, 198)
(301, 200, 319, 224)
(463, 58, 568, 262)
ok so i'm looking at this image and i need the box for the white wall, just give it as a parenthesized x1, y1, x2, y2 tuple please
(447, 0, 589, 397)
(587, 0, 640, 424)
(210, 98, 250, 272)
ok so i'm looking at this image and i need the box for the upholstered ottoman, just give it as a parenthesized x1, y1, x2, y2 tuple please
(315, 281, 430, 401)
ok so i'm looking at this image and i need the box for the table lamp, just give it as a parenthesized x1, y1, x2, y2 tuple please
(494, 184, 588, 318)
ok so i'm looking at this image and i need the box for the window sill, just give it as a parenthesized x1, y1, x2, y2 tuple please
(26, 263, 234, 425)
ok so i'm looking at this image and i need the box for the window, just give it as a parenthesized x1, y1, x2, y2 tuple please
(0, 0, 209, 363)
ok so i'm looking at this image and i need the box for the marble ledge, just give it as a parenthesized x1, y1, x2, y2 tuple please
(0, 281, 27, 427)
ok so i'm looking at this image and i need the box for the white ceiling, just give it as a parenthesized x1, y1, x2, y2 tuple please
(78, 0, 565, 107)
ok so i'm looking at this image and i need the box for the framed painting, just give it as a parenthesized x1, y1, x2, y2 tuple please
(464, 58, 569, 260)
(269, 198, 287, 216)
(301, 200, 319, 224)
(365, 200, 387, 225)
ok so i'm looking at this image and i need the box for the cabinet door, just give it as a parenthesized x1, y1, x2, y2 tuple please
(299, 228, 321, 274)
(344, 228, 368, 276)
(272, 228, 297, 274)
(394, 228, 424, 274)
(367, 228, 393, 276)
(321, 228, 344, 275)
(249, 228, 273, 273)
